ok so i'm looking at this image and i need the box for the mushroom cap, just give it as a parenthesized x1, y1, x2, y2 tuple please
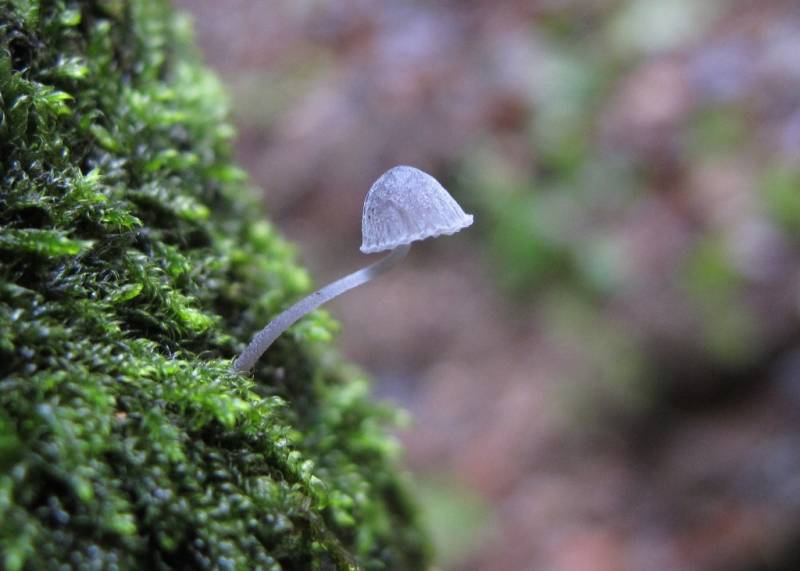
(360, 166, 474, 254)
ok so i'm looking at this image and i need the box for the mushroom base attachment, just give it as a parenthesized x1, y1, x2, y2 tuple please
(233, 244, 411, 373)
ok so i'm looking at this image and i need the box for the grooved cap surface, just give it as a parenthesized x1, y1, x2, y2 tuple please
(360, 166, 474, 254)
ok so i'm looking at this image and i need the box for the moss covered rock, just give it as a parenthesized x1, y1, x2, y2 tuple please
(0, 1, 429, 569)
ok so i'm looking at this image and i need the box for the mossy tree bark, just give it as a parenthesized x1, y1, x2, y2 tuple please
(0, 1, 429, 569)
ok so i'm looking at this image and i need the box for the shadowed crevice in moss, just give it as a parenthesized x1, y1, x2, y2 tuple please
(0, 1, 430, 569)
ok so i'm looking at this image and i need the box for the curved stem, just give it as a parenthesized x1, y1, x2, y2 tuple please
(233, 244, 411, 373)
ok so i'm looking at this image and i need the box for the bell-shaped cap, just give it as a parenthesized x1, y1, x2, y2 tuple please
(360, 166, 474, 254)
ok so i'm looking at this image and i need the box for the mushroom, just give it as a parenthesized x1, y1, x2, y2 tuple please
(232, 165, 473, 374)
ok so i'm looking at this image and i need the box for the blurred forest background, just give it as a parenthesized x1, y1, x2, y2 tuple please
(174, 1, 800, 569)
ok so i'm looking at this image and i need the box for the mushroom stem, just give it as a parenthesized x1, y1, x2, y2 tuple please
(233, 244, 411, 374)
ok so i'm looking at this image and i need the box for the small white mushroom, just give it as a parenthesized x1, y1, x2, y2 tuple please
(232, 165, 473, 373)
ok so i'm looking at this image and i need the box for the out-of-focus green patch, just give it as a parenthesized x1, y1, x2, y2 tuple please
(681, 237, 759, 366)
(529, 43, 609, 177)
(762, 165, 800, 238)
(485, 192, 571, 296)
(608, 0, 724, 56)
(686, 106, 748, 156)
(416, 477, 491, 571)
(543, 289, 654, 425)
(459, 148, 574, 298)
(461, 138, 635, 301)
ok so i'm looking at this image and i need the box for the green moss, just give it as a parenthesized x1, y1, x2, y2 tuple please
(0, 1, 429, 569)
